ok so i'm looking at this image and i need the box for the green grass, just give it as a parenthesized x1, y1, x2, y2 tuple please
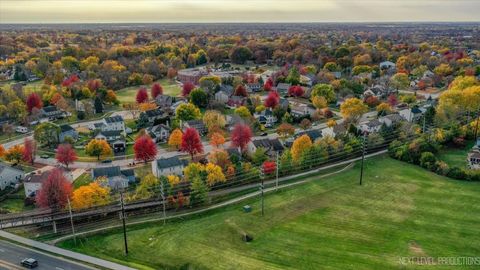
(73, 173, 93, 189)
(115, 78, 181, 104)
(58, 156, 480, 270)
(0, 80, 44, 94)
(0, 188, 33, 213)
(438, 141, 475, 168)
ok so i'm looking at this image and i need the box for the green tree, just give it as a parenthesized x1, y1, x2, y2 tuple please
(286, 67, 301, 85)
(190, 89, 208, 108)
(311, 84, 336, 103)
(189, 177, 209, 206)
(176, 103, 201, 121)
(230, 46, 253, 64)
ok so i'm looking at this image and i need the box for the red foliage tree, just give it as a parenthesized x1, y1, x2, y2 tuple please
(22, 138, 37, 165)
(55, 143, 78, 169)
(36, 169, 73, 210)
(26, 93, 43, 113)
(87, 79, 102, 92)
(231, 123, 252, 152)
(262, 161, 276, 175)
(181, 128, 204, 159)
(136, 87, 149, 103)
(151, 83, 163, 98)
(61, 74, 79, 87)
(364, 96, 380, 107)
(264, 78, 274, 91)
(387, 94, 398, 107)
(182, 82, 195, 97)
(234, 85, 248, 97)
(134, 135, 158, 163)
(264, 91, 280, 108)
(288, 85, 304, 97)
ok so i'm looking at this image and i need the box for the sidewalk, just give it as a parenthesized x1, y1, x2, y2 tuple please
(0, 230, 137, 270)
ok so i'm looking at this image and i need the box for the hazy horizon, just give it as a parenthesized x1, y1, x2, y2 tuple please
(1, 0, 479, 24)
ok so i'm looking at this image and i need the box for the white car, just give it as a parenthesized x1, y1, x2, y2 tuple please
(15, 126, 29, 134)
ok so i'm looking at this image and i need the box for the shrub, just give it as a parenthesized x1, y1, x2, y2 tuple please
(446, 166, 467, 180)
(419, 152, 437, 171)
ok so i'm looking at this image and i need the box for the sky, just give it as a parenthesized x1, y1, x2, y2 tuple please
(0, 0, 479, 23)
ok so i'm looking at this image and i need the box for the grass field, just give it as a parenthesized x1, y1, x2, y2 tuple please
(0, 80, 44, 94)
(116, 78, 182, 104)
(0, 188, 33, 214)
(57, 156, 480, 270)
(438, 141, 474, 168)
(73, 174, 93, 189)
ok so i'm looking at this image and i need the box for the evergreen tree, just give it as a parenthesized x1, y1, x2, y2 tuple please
(94, 96, 103, 114)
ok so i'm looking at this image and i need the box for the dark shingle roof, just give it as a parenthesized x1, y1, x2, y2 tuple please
(60, 124, 74, 133)
(296, 129, 322, 141)
(42, 106, 59, 113)
(92, 166, 122, 178)
(98, 130, 122, 137)
(104, 115, 124, 123)
(156, 156, 187, 170)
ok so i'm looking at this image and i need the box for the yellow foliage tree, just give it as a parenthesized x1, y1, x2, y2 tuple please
(85, 139, 112, 160)
(167, 175, 181, 187)
(139, 102, 157, 112)
(327, 119, 337, 128)
(71, 182, 111, 210)
(340, 98, 368, 123)
(203, 110, 226, 133)
(205, 163, 226, 186)
(168, 129, 183, 149)
(291, 134, 312, 162)
(134, 174, 159, 200)
(376, 102, 393, 115)
(312, 96, 328, 110)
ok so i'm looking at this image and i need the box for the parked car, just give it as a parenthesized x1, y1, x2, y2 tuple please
(21, 258, 38, 268)
(15, 126, 29, 133)
(101, 159, 112, 164)
(40, 154, 50, 159)
(260, 132, 268, 136)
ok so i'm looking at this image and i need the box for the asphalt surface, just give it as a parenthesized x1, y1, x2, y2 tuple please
(0, 240, 96, 270)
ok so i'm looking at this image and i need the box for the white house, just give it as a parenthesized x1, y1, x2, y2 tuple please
(359, 119, 383, 133)
(322, 124, 347, 138)
(255, 109, 277, 128)
(379, 114, 405, 127)
(24, 167, 73, 197)
(0, 163, 24, 191)
(468, 139, 480, 170)
(152, 156, 188, 177)
(399, 107, 424, 122)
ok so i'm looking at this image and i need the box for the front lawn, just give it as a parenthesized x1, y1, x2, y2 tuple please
(437, 141, 475, 168)
(58, 156, 480, 270)
(115, 78, 182, 104)
(73, 173, 93, 189)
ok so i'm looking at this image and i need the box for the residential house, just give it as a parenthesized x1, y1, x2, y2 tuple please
(155, 95, 174, 108)
(359, 119, 383, 133)
(215, 90, 230, 103)
(147, 124, 170, 143)
(177, 68, 209, 85)
(322, 124, 347, 138)
(0, 163, 24, 191)
(399, 107, 424, 122)
(92, 166, 135, 190)
(289, 101, 316, 118)
(227, 95, 247, 108)
(141, 108, 170, 125)
(255, 109, 277, 128)
(152, 156, 188, 177)
(41, 106, 67, 120)
(247, 138, 284, 157)
(95, 130, 126, 153)
(59, 124, 78, 143)
(379, 114, 405, 127)
(246, 83, 262, 93)
(100, 115, 125, 132)
(276, 83, 291, 95)
(183, 120, 207, 135)
(24, 166, 73, 197)
(467, 139, 480, 170)
(379, 61, 396, 70)
(295, 129, 323, 143)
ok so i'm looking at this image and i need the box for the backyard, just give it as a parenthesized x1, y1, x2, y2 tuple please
(437, 141, 475, 168)
(58, 156, 480, 270)
(115, 78, 182, 104)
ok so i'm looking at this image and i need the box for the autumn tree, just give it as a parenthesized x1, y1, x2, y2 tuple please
(234, 106, 252, 119)
(22, 138, 37, 165)
(288, 85, 304, 97)
(36, 169, 73, 210)
(390, 73, 410, 90)
(312, 96, 328, 110)
(151, 83, 163, 99)
(85, 139, 112, 161)
(176, 103, 201, 121)
(26, 92, 43, 113)
(182, 82, 195, 97)
(299, 118, 312, 130)
(230, 46, 253, 64)
(0, 145, 5, 157)
(181, 127, 203, 159)
(55, 143, 77, 169)
(134, 135, 158, 163)
(210, 132, 225, 148)
(311, 84, 336, 103)
(205, 162, 226, 186)
(136, 87, 149, 103)
(264, 91, 280, 108)
(203, 110, 226, 133)
(71, 182, 111, 210)
(264, 78, 274, 91)
(376, 102, 393, 116)
(133, 174, 159, 200)
(168, 129, 183, 149)
(340, 98, 368, 124)
(277, 123, 295, 138)
(208, 150, 231, 170)
(234, 84, 248, 97)
(231, 123, 252, 153)
(262, 161, 276, 175)
(4, 145, 24, 164)
(291, 134, 312, 162)
(387, 94, 398, 107)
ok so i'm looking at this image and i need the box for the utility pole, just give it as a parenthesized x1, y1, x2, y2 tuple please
(422, 113, 426, 133)
(67, 198, 76, 246)
(359, 131, 367, 186)
(119, 191, 128, 255)
(160, 177, 166, 225)
(275, 151, 279, 190)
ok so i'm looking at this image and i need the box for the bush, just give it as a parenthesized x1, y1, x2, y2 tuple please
(434, 161, 450, 176)
(446, 166, 467, 180)
(419, 152, 437, 171)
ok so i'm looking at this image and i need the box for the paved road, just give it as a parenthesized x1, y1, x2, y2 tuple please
(0, 240, 96, 270)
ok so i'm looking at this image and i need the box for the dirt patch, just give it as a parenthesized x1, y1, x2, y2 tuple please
(409, 241, 426, 256)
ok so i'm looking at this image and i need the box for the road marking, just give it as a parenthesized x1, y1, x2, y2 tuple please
(56, 267, 65, 270)
(0, 259, 23, 270)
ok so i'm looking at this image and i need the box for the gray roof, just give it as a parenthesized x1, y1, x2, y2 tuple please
(0, 162, 24, 179)
(296, 129, 322, 141)
(98, 130, 122, 137)
(156, 156, 187, 170)
(92, 166, 133, 179)
(104, 115, 124, 123)
(42, 106, 59, 113)
(60, 124, 74, 133)
(366, 119, 382, 127)
(253, 138, 284, 152)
